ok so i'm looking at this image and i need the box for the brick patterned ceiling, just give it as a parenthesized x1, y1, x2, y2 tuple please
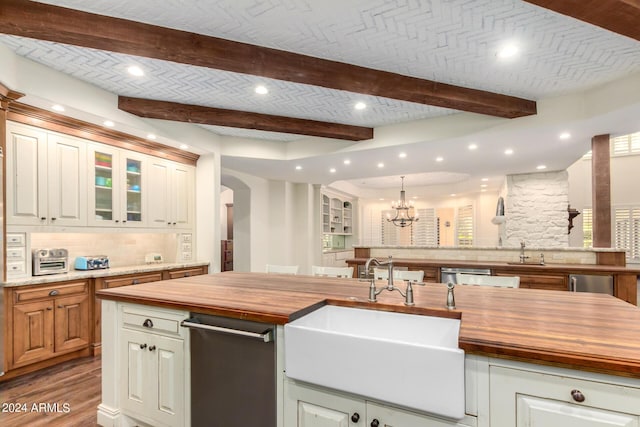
(2, 0, 640, 142)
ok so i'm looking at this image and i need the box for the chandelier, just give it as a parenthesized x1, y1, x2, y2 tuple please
(386, 176, 419, 228)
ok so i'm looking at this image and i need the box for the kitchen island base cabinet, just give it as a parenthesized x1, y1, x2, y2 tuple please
(490, 364, 640, 427)
(284, 380, 476, 427)
(99, 301, 189, 427)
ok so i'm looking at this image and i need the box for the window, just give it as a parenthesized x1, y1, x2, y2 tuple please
(614, 207, 640, 262)
(582, 208, 593, 248)
(379, 208, 437, 246)
(582, 132, 640, 160)
(456, 205, 474, 247)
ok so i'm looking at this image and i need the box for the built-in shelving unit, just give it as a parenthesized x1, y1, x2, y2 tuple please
(322, 193, 352, 235)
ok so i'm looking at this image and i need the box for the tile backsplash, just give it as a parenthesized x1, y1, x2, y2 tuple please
(31, 233, 179, 267)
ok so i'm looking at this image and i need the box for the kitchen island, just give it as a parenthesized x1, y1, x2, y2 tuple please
(97, 272, 640, 427)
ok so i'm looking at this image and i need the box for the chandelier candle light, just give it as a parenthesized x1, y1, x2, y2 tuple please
(386, 176, 419, 228)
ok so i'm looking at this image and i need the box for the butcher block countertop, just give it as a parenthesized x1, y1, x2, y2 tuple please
(97, 271, 640, 378)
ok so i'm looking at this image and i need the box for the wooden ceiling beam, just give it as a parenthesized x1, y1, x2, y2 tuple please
(1, 0, 536, 119)
(118, 97, 374, 141)
(523, 0, 640, 41)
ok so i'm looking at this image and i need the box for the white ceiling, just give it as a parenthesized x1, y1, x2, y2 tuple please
(2, 0, 640, 198)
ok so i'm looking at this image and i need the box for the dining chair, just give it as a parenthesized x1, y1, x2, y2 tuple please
(266, 264, 299, 274)
(311, 266, 354, 278)
(456, 273, 520, 288)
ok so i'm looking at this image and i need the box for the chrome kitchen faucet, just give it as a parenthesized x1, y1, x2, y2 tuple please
(364, 256, 414, 306)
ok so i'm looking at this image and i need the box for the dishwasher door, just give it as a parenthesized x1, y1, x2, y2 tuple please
(182, 313, 276, 427)
(440, 267, 492, 284)
(569, 274, 614, 295)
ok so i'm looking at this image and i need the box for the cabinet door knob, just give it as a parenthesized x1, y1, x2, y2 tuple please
(140, 343, 147, 349)
(571, 389, 585, 402)
(132, 279, 140, 285)
(142, 319, 153, 328)
(58, 305, 64, 309)
(172, 222, 177, 225)
(51, 217, 57, 221)
(351, 412, 360, 422)
(184, 272, 190, 277)
(49, 290, 59, 296)
(123, 220, 127, 223)
(148, 345, 156, 352)
(115, 220, 120, 223)
(370, 419, 379, 427)
(46, 307, 53, 311)
(40, 217, 46, 221)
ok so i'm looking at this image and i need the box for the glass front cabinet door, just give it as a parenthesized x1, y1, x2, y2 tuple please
(88, 144, 146, 227)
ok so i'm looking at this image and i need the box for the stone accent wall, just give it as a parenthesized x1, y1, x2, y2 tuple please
(505, 171, 569, 248)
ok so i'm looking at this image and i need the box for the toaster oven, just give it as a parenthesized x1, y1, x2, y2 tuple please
(32, 248, 69, 276)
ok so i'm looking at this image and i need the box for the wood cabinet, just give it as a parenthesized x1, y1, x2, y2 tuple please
(119, 304, 186, 427)
(6, 122, 87, 226)
(493, 270, 568, 291)
(87, 144, 147, 227)
(163, 265, 209, 280)
(9, 280, 90, 369)
(490, 364, 640, 426)
(147, 158, 194, 229)
(221, 240, 233, 272)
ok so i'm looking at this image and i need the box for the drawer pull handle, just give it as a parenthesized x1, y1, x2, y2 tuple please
(140, 343, 147, 350)
(58, 305, 63, 309)
(49, 290, 59, 296)
(149, 345, 156, 352)
(46, 307, 53, 311)
(132, 279, 140, 285)
(571, 389, 585, 402)
(143, 319, 154, 328)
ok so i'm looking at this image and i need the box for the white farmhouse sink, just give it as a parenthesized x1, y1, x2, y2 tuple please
(284, 305, 465, 419)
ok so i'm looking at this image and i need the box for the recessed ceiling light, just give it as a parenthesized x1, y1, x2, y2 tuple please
(481, 178, 489, 182)
(379, 198, 385, 201)
(52, 104, 65, 112)
(468, 143, 478, 150)
(481, 184, 488, 188)
(481, 189, 487, 192)
(377, 162, 384, 168)
(179, 144, 189, 150)
(103, 120, 115, 127)
(559, 132, 571, 140)
(398, 152, 407, 158)
(329, 168, 336, 173)
(127, 65, 144, 76)
(354, 102, 367, 110)
(255, 85, 268, 95)
(295, 165, 302, 170)
(435, 156, 444, 162)
(343, 159, 351, 165)
(504, 148, 514, 155)
(497, 43, 519, 59)
(450, 193, 456, 197)
(536, 165, 547, 170)
(412, 196, 418, 199)
(147, 133, 157, 140)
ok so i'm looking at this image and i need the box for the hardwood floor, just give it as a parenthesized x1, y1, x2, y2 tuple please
(0, 356, 101, 427)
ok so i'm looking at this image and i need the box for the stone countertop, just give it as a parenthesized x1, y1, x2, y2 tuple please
(97, 271, 640, 379)
(2, 261, 210, 287)
(345, 257, 640, 274)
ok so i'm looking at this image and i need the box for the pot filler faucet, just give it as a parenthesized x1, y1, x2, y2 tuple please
(364, 256, 414, 306)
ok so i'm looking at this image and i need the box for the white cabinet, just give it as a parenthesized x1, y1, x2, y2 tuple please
(147, 159, 194, 229)
(87, 144, 147, 227)
(118, 305, 187, 427)
(322, 193, 353, 235)
(6, 123, 87, 226)
(490, 365, 640, 427)
(284, 380, 475, 427)
(284, 380, 365, 427)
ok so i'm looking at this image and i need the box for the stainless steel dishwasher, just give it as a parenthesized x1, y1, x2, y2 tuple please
(181, 313, 276, 427)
